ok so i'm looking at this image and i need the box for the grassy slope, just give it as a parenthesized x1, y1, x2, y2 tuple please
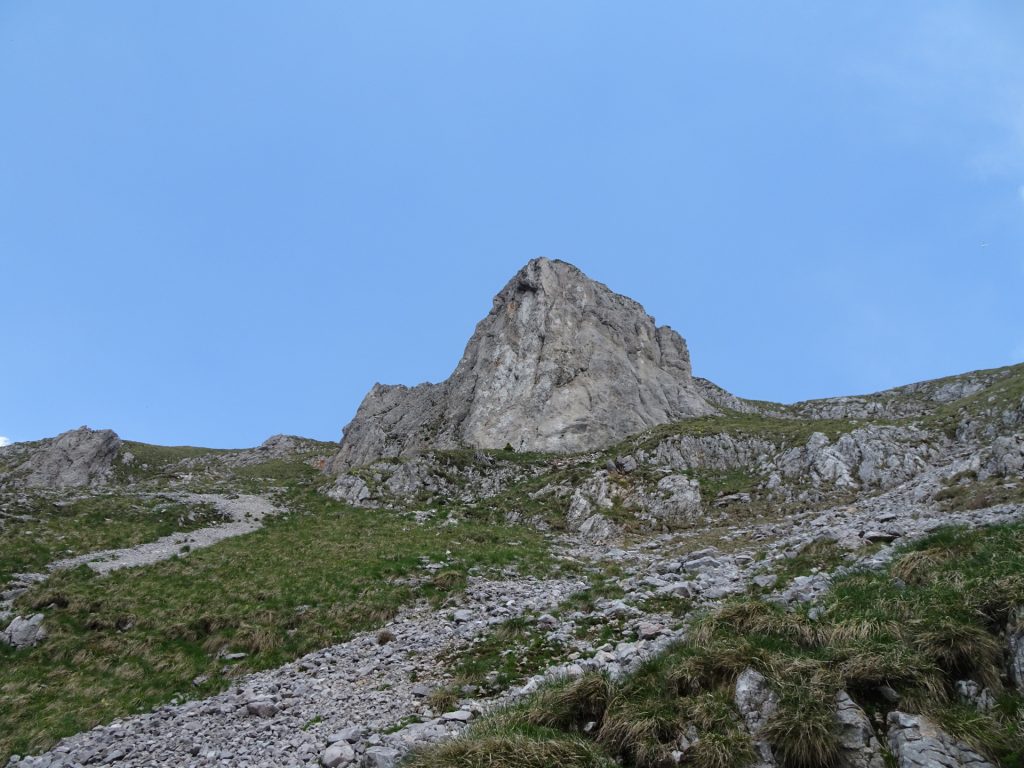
(0, 470, 559, 762)
(3, 364, 1021, 763)
(405, 523, 1024, 768)
(0, 495, 226, 584)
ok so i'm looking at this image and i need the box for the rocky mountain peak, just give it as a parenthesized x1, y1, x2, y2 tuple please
(330, 258, 717, 469)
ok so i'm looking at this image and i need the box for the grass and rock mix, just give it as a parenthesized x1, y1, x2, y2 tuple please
(0, 471, 558, 762)
(405, 523, 1024, 768)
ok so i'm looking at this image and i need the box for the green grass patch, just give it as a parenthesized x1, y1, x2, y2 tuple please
(933, 473, 1024, 512)
(113, 441, 233, 482)
(769, 538, 851, 590)
(451, 616, 567, 692)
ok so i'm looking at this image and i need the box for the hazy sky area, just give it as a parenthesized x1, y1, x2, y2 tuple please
(2, 2, 1023, 448)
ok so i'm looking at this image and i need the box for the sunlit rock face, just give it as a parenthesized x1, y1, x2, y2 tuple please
(331, 258, 717, 469)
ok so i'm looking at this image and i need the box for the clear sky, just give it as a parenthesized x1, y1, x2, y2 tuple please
(2, 2, 1023, 448)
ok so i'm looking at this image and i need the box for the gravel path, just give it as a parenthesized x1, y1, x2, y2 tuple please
(46, 494, 278, 575)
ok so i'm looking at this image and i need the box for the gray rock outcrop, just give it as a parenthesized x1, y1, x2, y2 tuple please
(886, 711, 994, 768)
(834, 691, 884, 768)
(770, 427, 937, 491)
(19, 426, 121, 489)
(329, 259, 716, 469)
(1007, 608, 1024, 693)
(734, 668, 778, 767)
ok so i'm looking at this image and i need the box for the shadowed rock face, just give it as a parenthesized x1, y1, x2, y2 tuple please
(331, 258, 716, 469)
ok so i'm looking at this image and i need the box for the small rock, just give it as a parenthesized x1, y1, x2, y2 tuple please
(637, 622, 664, 640)
(877, 685, 900, 704)
(328, 726, 366, 744)
(862, 531, 897, 544)
(955, 680, 996, 712)
(362, 746, 401, 768)
(321, 743, 355, 767)
(683, 555, 721, 573)
(245, 700, 279, 718)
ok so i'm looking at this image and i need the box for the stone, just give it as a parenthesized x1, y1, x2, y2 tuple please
(329, 726, 367, 744)
(578, 513, 618, 541)
(886, 711, 994, 768)
(18, 427, 121, 489)
(1007, 608, 1024, 693)
(683, 555, 721, 573)
(328, 475, 372, 506)
(637, 622, 664, 639)
(734, 668, 777, 733)
(986, 435, 1024, 478)
(321, 743, 355, 767)
(362, 746, 401, 768)
(245, 700, 279, 718)
(834, 692, 884, 768)
(877, 685, 900, 703)
(440, 709, 473, 722)
(862, 531, 897, 543)
(955, 680, 995, 712)
(734, 668, 778, 766)
(642, 475, 703, 522)
(615, 455, 638, 473)
(328, 258, 716, 469)
(752, 574, 778, 589)
(3, 614, 47, 649)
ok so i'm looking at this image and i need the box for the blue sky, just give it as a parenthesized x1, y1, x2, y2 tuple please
(2, 2, 1023, 448)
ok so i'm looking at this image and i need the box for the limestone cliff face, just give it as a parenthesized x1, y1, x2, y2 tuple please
(330, 258, 717, 469)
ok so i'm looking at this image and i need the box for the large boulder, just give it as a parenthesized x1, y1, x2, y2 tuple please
(329, 258, 716, 469)
(20, 427, 121, 489)
(3, 613, 47, 648)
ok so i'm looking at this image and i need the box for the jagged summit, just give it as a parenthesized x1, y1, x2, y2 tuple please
(331, 258, 717, 468)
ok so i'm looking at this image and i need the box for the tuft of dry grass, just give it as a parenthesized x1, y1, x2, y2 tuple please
(402, 726, 617, 768)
